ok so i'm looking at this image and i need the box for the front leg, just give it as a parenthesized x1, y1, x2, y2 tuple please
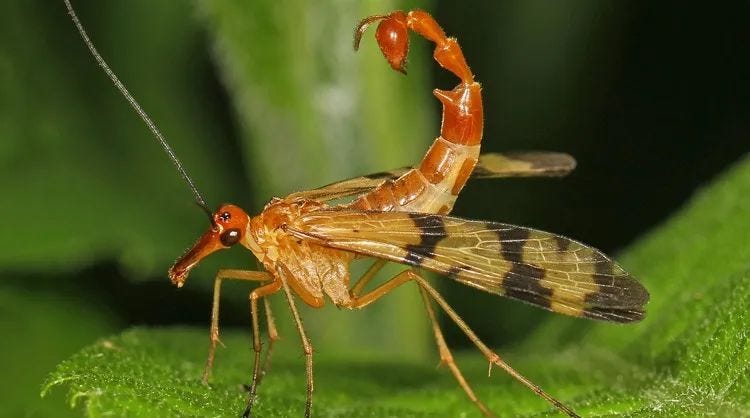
(203, 269, 272, 384)
(258, 297, 280, 385)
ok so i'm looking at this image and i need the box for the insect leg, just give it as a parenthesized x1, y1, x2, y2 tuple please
(418, 285, 494, 418)
(347, 269, 416, 308)
(204, 269, 272, 384)
(349, 259, 388, 297)
(251, 274, 315, 418)
(412, 272, 581, 418)
(348, 270, 578, 417)
(349, 270, 494, 416)
(244, 281, 283, 418)
(257, 297, 280, 386)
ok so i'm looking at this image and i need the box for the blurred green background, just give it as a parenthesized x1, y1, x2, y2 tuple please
(1, 1, 748, 416)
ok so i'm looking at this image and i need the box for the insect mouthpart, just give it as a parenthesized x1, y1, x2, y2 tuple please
(168, 227, 223, 288)
(168, 204, 251, 288)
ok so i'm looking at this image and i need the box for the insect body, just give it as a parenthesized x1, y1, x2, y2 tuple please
(66, 3, 648, 417)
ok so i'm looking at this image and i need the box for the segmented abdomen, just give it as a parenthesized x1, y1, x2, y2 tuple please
(350, 10, 483, 215)
(350, 81, 482, 215)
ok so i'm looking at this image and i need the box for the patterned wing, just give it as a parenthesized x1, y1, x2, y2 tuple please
(290, 210, 649, 322)
(473, 151, 576, 178)
(287, 152, 576, 202)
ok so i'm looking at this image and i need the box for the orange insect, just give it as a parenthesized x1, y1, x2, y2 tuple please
(66, 2, 649, 417)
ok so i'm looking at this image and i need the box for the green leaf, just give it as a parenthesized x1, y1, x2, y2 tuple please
(36, 327, 643, 417)
(43, 155, 750, 416)
(0, 277, 119, 417)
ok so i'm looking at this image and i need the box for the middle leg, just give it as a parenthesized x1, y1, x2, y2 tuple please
(280, 276, 315, 418)
(243, 274, 315, 418)
(204, 269, 272, 383)
(244, 280, 282, 417)
(257, 297, 280, 385)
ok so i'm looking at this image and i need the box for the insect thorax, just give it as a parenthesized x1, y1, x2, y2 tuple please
(250, 198, 353, 308)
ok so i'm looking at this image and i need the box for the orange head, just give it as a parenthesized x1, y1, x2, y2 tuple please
(168, 204, 250, 288)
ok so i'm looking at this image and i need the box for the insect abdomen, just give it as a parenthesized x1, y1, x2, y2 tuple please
(351, 11, 483, 215)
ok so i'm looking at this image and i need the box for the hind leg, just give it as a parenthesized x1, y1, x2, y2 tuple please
(418, 285, 494, 417)
(348, 269, 579, 417)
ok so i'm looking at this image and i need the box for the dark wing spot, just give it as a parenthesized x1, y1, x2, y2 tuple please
(495, 227, 553, 308)
(502, 263, 552, 309)
(585, 258, 650, 309)
(447, 265, 475, 279)
(586, 258, 615, 301)
(576, 250, 649, 322)
(404, 214, 447, 266)
(447, 266, 462, 279)
(594, 256, 613, 275)
(403, 252, 427, 265)
(496, 227, 530, 263)
(552, 235, 571, 252)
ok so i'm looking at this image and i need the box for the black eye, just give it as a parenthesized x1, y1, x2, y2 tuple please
(219, 212, 231, 222)
(220, 228, 241, 246)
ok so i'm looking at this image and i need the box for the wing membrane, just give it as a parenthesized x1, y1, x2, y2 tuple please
(285, 168, 407, 202)
(473, 151, 576, 178)
(291, 209, 648, 322)
(287, 152, 576, 202)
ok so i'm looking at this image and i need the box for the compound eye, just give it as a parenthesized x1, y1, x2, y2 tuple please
(220, 228, 242, 246)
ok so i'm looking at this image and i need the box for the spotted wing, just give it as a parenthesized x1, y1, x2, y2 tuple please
(287, 152, 576, 202)
(291, 210, 649, 322)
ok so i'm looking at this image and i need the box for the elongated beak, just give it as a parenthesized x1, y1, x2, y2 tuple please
(168, 228, 224, 288)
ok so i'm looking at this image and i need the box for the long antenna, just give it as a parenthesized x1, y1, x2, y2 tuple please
(64, 0, 214, 221)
